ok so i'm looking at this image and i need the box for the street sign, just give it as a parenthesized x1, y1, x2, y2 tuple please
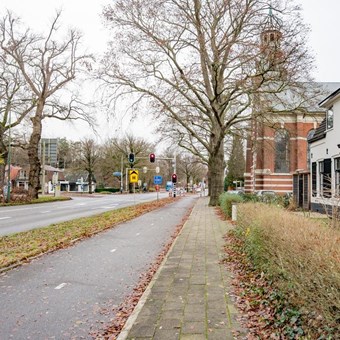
(129, 169, 139, 183)
(155, 166, 160, 173)
(154, 175, 163, 185)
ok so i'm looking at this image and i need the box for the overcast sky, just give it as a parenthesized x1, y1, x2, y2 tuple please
(0, 0, 339, 142)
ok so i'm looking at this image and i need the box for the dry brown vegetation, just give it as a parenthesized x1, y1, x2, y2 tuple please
(235, 202, 340, 336)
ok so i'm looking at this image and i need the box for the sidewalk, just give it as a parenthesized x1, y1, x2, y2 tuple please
(117, 197, 247, 340)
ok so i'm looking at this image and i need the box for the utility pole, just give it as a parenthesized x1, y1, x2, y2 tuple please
(41, 141, 46, 195)
(120, 154, 123, 193)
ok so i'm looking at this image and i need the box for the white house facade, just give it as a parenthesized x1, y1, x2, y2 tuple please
(309, 88, 340, 212)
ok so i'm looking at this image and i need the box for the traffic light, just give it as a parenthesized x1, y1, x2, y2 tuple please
(171, 173, 177, 183)
(149, 153, 155, 163)
(128, 153, 135, 163)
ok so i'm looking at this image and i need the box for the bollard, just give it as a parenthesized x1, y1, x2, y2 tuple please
(231, 203, 237, 221)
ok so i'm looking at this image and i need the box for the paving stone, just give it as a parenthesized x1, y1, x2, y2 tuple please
(153, 328, 180, 340)
(122, 198, 246, 340)
(180, 334, 206, 340)
(182, 321, 205, 334)
(157, 317, 181, 329)
(127, 324, 156, 338)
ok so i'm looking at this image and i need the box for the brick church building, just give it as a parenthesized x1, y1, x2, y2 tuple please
(243, 10, 339, 198)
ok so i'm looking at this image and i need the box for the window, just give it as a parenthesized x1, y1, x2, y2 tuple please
(335, 158, 340, 196)
(326, 107, 333, 130)
(274, 129, 290, 173)
(312, 162, 317, 197)
(306, 129, 315, 170)
(320, 159, 332, 198)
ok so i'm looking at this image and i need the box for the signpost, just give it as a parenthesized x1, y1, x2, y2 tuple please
(154, 175, 162, 201)
(153, 175, 162, 185)
(129, 169, 139, 183)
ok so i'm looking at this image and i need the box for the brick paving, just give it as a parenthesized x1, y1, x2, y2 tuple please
(117, 197, 247, 340)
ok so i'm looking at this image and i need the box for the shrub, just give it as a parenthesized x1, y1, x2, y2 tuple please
(95, 188, 120, 193)
(219, 192, 244, 218)
(235, 203, 340, 335)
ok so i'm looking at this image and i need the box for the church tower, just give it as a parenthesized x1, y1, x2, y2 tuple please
(244, 4, 324, 198)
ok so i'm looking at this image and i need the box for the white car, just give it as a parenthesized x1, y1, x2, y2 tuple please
(256, 190, 276, 196)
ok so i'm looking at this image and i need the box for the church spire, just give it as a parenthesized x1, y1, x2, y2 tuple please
(261, 2, 283, 47)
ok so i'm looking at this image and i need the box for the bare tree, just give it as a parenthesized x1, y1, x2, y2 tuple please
(177, 153, 207, 192)
(0, 11, 95, 198)
(100, 0, 316, 205)
(0, 56, 35, 192)
(77, 138, 100, 194)
(105, 135, 155, 191)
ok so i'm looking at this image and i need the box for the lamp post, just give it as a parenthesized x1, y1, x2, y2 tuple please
(6, 111, 12, 203)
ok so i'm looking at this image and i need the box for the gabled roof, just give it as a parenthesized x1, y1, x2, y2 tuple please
(9, 165, 22, 181)
(319, 87, 340, 108)
(308, 118, 326, 143)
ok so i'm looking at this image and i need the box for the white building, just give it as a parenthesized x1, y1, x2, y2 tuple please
(309, 88, 340, 212)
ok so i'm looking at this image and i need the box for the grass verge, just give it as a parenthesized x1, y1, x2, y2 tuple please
(0, 195, 71, 206)
(0, 197, 175, 271)
(225, 202, 339, 338)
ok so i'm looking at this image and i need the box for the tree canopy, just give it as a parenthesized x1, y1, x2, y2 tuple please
(100, 0, 315, 205)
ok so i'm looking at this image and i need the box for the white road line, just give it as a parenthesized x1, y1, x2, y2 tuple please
(0, 207, 31, 213)
(136, 233, 140, 236)
(41, 211, 51, 214)
(110, 249, 117, 253)
(0, 217, 11, 220)
(55, 283, 67, 290)
(75, 203, 86, 206)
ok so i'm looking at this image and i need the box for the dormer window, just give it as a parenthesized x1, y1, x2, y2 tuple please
(326, 107, 333, 130)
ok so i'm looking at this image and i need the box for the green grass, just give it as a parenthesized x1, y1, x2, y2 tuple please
(0, 197, 174, 270)
(0, 195, 71, 206)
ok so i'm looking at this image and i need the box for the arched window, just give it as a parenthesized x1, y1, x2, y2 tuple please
(275, 129, 290, 173)
(306, 129, 315, 170)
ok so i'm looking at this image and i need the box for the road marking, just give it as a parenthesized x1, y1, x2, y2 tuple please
(136, 233, 140, 236)
(0, 207, 31, 213)
(41, 211, 51, 214)
(76, 203, 86, 206)
(55, 283, 67, 290)
(0, 217, 10, 220)
(110, 249, 117, 253)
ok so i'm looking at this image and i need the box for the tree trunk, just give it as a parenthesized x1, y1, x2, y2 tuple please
(88, 173, 93, 194)
(0, 149, 8, 192)
(208, 142, 225, 206)
(28, 105, 43, 199)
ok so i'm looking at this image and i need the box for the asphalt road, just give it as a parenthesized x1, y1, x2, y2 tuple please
(0, 192, 169, 236)
(0, 195, 197, 339)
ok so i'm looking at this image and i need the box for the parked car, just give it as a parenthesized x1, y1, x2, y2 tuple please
(227, 189, 244, 195)
(256, 190, 276, 196)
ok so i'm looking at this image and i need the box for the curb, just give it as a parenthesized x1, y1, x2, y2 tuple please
(115, 202, 196, 340)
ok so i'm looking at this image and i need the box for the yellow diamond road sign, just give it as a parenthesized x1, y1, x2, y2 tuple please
(129, 169, 139, 183)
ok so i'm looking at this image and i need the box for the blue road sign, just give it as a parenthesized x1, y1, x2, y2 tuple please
(154, 175, 163, 185)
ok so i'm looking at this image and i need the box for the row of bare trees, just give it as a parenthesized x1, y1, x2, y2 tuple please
(99, 0, 318, 205)
(0, 11, 94, 199)
(9, 135, 206, 193)
(1, 1, 322, 205)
